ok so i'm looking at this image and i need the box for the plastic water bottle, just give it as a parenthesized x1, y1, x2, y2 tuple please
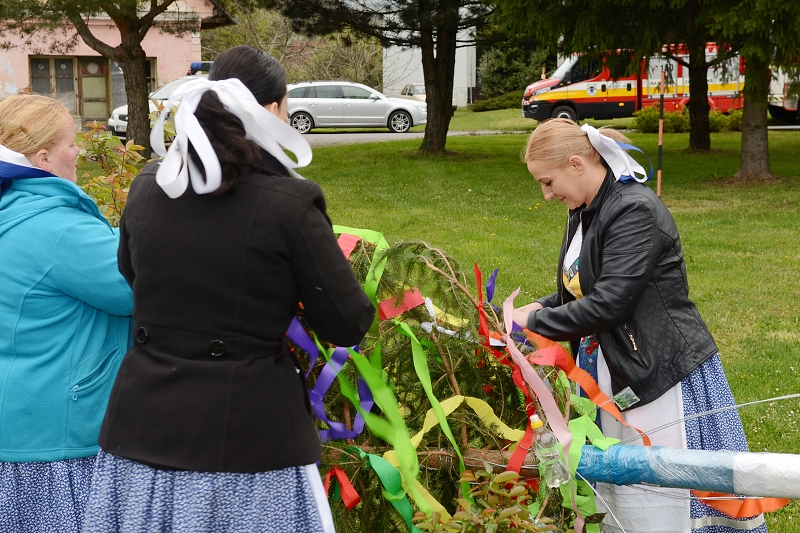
(530, 414, 571, 487)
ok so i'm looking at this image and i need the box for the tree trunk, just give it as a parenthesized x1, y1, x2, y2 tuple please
(687, 44, 710, 151)
(117, 26, 152, 158)
(736, 53, 772, 180)
(418, 7, 458, 153)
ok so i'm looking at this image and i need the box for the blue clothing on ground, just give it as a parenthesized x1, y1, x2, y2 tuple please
(0, 176, 133, 462)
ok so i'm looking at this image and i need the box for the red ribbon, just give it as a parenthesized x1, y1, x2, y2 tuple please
(323, 466, 361, 510)
(378, 288, 425, 320)
(337, 233, 361, 260)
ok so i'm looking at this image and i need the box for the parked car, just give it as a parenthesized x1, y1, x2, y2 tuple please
(286, 81, 427, 134)
(107, 74, 208, 137)
(397, 83, 458, 112)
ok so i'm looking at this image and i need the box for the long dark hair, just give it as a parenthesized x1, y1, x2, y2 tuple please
(189, 46, 288, 195)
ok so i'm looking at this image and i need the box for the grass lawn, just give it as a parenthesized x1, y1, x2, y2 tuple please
(302, 131, 800, 530)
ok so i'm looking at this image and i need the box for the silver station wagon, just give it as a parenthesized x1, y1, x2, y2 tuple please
(286, 81, 427, 134)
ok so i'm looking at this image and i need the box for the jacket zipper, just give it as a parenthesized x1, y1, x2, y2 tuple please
(623, 324, 649, 367)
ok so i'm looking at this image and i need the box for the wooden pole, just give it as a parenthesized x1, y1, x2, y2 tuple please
(657, 70, 665, 197)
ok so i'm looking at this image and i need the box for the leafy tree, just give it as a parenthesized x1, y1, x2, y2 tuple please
(0, 0, 237, 158)
(202, 8, 383, 89)
(267, 0, 494, 153)
(476, 31, 549, 99)
(713, 0, 800, 180)
(492, 0, 737, 152)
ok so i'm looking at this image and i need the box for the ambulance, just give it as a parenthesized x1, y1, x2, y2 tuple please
(521, 45, 797, 121)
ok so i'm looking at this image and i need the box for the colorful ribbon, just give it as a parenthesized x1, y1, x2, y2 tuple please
(324, 466, 361, 510)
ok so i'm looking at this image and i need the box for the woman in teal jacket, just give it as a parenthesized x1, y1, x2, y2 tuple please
(0, 95, 133, 532)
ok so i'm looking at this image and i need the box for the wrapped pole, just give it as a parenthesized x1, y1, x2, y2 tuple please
(577, 444, 800, 499)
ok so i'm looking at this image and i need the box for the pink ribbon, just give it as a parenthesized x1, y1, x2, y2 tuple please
(502, 289, 584, 533)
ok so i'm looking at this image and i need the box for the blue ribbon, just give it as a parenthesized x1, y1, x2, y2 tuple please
(615, 141, 654, 183)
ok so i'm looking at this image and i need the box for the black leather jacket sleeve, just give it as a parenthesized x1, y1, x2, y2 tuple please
(529, 195, 662, 340)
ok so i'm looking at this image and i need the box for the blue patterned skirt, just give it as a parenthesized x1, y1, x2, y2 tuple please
(0, 456, 95, 533)
(682, 355, 768, 533)
(81, 451, 331, 533)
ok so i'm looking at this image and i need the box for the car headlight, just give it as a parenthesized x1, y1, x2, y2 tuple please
(416, 105, 427, 113)
(532, 87, 551, 97)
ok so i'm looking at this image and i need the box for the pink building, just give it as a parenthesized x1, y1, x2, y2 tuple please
(0, 0, 232, 124)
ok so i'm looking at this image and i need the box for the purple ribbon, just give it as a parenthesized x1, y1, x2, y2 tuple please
(288, 317, 320, 377)
(485, 268, 499, 303)
(287, 319, 374, 442)
(483, 268, 533, 347)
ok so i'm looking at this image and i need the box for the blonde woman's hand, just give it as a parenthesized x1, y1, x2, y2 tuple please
(512, 302, 544, 329)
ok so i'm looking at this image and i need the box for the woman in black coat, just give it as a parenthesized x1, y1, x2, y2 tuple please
(82, 46, 375, 533)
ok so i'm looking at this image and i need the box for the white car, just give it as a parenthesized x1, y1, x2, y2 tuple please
(107, 74, 208, 137)
(398, 83, 458, 113)
(287, 81, 427, 133)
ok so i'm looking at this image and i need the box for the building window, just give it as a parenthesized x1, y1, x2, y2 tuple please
(30, 57, 77, 113)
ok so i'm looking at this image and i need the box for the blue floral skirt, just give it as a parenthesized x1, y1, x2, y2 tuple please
(81, 450, 332, 533)
(0, 456, 95, 533)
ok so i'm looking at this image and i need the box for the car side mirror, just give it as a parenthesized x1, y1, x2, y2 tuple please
(370, 94, 380, 100)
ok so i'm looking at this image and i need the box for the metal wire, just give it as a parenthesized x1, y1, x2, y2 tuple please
(575, 471, 628, 532)
(618, 392, 800, 445)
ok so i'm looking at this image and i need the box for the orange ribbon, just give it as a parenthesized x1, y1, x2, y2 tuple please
(692, 490, 789, 518)
(523, 330, 651, 447)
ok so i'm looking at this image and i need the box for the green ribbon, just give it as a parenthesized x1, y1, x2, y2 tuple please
(332, 225, 390, 371)
(353, 447, 421, 533)
(345, 347, 430, 515)
(393, 321, 471, 501)
(558, 414, 620, 532)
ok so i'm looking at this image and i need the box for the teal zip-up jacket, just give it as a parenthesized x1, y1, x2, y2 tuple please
(0, 176, 133, 462)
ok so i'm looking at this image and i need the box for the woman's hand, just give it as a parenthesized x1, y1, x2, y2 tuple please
(512, 302, 544, 329)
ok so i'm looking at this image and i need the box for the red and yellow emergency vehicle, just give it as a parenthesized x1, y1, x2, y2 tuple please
(521, 45, 796, 121)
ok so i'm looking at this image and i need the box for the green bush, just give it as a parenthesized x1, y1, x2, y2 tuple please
(663, 108, 689, 133)
(477, 47, 547, 99)
(632, 106, 661, 133)
(469, 90, 525, 112)
(727, 109, 743, 131)
(708, 110, 729, 132)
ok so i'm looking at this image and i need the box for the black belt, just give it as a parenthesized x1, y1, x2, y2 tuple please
(132, 321, 287, 361)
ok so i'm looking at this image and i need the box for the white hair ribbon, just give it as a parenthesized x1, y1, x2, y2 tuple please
(580, 123, 652, 183)
(150, 78, 312, 199)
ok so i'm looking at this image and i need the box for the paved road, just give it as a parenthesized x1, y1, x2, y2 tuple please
(302, 130, 517, 147)
(302, 125, 799, 147)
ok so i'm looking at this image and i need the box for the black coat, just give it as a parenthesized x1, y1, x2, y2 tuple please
(529, 170, 717, 408)
(98, 153, 375, 472)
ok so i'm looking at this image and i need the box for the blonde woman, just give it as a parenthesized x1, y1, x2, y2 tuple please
(512, 119, 765, 533)
(0, 95, 133, 532)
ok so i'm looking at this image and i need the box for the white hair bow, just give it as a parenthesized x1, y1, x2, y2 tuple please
(580, 123, 651, 183)
(150, 78, 312, 199)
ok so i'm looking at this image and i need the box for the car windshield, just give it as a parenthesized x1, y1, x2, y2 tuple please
(549, 56, 579, 81)
(413, 85, 426, 95)
(150, 76, 206, 100)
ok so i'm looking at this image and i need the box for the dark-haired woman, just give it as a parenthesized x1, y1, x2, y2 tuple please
(81, 46, 375, 533)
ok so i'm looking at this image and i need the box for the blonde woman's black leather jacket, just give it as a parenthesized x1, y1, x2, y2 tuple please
(528, 170, 717, 409)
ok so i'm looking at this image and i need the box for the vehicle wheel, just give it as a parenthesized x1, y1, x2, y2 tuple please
(290, 112, 313, 133)
(768, 104, 799, 122)
(388, 111, 411, 133)
(551, 105, 577, 122)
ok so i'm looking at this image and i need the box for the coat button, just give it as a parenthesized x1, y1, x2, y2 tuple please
(209, 340, 226, 357)
(136, 327, 148, 344)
